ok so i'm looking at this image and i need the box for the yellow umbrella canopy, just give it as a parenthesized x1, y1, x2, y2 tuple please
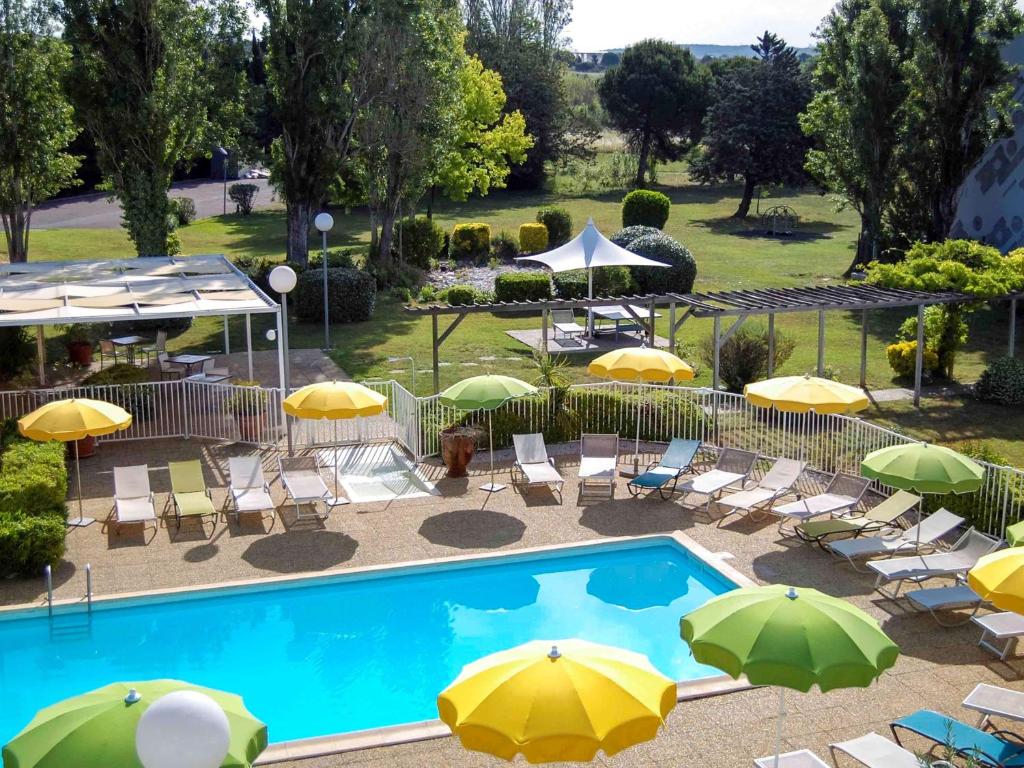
(744, 375, 869, 414)
(587, 347, 695, 384)
(969, 549, 1024, 615)
(437, 639, 676, 764)
(282, 380, 387, 419)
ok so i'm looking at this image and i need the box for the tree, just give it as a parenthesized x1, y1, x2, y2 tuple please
(599, 51, 619, 67)
(598, 39, 709, 188)
(0, 0, 80, 263)
(260, 0, 371, 265)
(692, 32, 812, 218)
(62, 0, 247, 256)
(801, 0, 912, 273)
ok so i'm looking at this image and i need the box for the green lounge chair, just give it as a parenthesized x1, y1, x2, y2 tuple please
(795, 489, 920, 548)
(168, 459, 217, 531)
(626, 438, 701, 500)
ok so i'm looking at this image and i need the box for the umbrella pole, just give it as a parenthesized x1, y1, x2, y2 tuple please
(774, 688, 785, 768)
(68, 438, 94, 527)
(634, 399, 641, 475)
(482, 410, 505, 493)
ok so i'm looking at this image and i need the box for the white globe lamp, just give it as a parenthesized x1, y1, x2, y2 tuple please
(135, 690, 231, 768)
(268, 265, 297, 295)
(314, 212, 334, 233)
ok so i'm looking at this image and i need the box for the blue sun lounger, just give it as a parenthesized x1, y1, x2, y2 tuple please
(891, 709, 1024, 767)
(627, 438, 701, 500)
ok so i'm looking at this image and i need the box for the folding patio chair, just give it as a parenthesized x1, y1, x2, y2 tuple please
(868, 528, 1002, 598)
(673, 448, 758, 511)
(511, 433, 564, 500)
(626, 438, 701, 500)
(227, 456, 276, 523)
(112, 464, 157, 536)
(579, 434, 618, 498)
(826, 508, 965, 571)
(715, 457, 805, 524)
(795, 489, 920, 547)
(167, 459, 218, 532)
(550, 310, 585, 343)
(772, 472, 870, 535)
(279, 455, 331, 520)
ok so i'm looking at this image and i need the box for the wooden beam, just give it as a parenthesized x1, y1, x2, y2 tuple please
(35, 326, 45, 387)
(668, 303, 676, 349)
(817, 310, 825, 377)
(541, 309, 549, 355)
(712, 316, 721, 392)
(914, 304, 924, 408)
(620, 304, 653, 341)
(432, 314, 439, 394)
(437, 312, 468, 347)
(767, 314, 775, 377)
(718, 315, 748, 346)
(860, 309, 868, 389)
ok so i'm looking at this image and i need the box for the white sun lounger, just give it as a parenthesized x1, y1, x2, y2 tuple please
(674, 448, 758, 511)
(772, 472, 870, 534)
(228, 456, 276, 523)
(550, 310, 585, 342)
(827, 508, 965, 571)
(715, 457, 805, 524)
(830, 731, 944, 768)
(868, 529, 1002, 597)
(905, 582, 983, 626)
(113, 465, 157, 535)
(579, 434, 618, 498)
(512, 433, 564, 500)
(279, 455, 330, 520)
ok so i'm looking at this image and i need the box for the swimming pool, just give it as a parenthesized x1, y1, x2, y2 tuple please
(0, 536, 739, 748)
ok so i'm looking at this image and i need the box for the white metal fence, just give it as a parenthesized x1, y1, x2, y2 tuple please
(0, 378, 1021, 537)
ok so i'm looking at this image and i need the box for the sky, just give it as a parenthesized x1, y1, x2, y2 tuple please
(565, 0, 837, 50)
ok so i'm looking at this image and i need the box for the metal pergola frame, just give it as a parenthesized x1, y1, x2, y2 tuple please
(404, 284, 988, 405)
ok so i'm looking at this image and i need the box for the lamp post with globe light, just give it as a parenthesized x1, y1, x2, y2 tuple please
(314, 211, 334, 350)
(269, 265, 297, 453)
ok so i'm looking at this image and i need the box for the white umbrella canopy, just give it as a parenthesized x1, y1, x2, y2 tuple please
(516, 218, 668, 273)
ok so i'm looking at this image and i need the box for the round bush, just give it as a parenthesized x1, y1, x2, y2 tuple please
(309, 249, 358, 269)
(886, 340, 939, 378)
(536, 207, 573, 246)
(553, 266, 636, 299)
(975, 357, 1024, 406)
(395, 216, 445, 269)
(518, 223, 549, 254)
(294, 267, 376, 323)
(444, 284, 480, 306)
(494, 271, 552, 303)
(450, 223, 491, 261)
(622, 189, 671, 228)
(610, 225, 661, 249)
(626, 233, 697, 293)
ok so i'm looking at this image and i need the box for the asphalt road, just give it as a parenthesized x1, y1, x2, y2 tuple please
(32, 178, 276, 229)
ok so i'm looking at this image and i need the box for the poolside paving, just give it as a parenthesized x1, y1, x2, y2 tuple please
(2, 438, 1021, 767)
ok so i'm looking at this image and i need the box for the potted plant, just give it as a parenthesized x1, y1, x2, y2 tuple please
(224, 380, 269, 443)
(439, 424, 482, 478)
(60, 324, 95, 366)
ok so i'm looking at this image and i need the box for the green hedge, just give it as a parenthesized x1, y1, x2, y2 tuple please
(622, 189, 671, 228)
(626, 232, 697, 293)
(536, 207, 572, 247)
(0, 513, 67, 577)
(294, 267, 376, 323)
(450, 223, 491, 261)
(494, 272, 552, 303)
(395, 216, 445, 269)
(444, 284, 481, 306)
(975, 357, 1024, 406)
(518, 223, 548, 254)
(553, 266, 636, 299)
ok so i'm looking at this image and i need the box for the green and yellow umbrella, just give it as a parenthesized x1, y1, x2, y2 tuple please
(2, 680, 267, 768)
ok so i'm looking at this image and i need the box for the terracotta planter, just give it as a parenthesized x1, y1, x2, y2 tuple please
(236, 413, 266, 443)
(68, 435, 96, 459)
(440, 428, 479, 478)
(66, 341, 93, 366)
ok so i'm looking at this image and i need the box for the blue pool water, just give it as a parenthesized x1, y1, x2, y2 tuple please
(0, 539, 736, 745)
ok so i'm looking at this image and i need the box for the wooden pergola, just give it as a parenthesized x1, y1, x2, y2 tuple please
(405, 284, 980, 404)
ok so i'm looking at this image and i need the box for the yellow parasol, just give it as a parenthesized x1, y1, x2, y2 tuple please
(743, 375, 869, 414)
(968, 548, 1024, 615)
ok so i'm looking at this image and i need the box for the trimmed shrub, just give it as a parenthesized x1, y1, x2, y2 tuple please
(294, 267, 376, 323)
(975, 357, 1024, 406)
(494, 272, 552, 303)
(443, 284, 480, 306)
(171, 197, 197, 226)
(308, 249, 358, 270)
(395, 216, 445, 269)
(0, 436, 69, 516)
(698, 326, 797, 393)
(0, 327, 34, 378)
(82, 364, 149, 386)
(228, 183, 259, 215)
(886, 341, 939, 379)
(626, 233, 697, 293)
(610, 225, 660, 249)
(553, 266, 636, 299)
(622, 189, 671, 228)
(0, 513, 66, 577)
(81, 364, 153, 417)
(491, 231, 520, 261)
(450, 223, 491, 261)
(536, 207, 572, 246)
(518, 223, 549, 254)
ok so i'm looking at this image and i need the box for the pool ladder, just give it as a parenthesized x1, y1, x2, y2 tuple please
(44, 563, 93, 635)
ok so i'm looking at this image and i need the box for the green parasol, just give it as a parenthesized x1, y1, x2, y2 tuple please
(860, 443, 984, 495)
(681, 585, 898, 768)
(2, 680, 267, 768)
(439, 375, 538, 493)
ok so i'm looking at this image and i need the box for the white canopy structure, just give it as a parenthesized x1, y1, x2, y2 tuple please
(516, 219, 667, 333)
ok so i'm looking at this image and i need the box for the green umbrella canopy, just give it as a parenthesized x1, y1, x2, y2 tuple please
(438, 375, 538, 411)
(2, 680, 267, 768)
(680, 585, 899, 693)
(861, 443, 984, 495)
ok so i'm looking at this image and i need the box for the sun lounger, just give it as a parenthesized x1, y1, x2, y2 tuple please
(973, 614, 1024, 660)
(511, 433, 564, 500)
(891, 709, 1024, 767)
(626, 438, 701, 500)
(772, 472, 871, 534)
(167, 460, 217, 532)
(550, 310, 585, 342)
(715, 457, 805, 523)
(826, 508, 965, 571)
(279, 455, 330, 519)
(868, 529, 1002, 597)
(579, 434, 618, 498)
(795, 489, 919, 547)
(905, 581, 982, 625)
(963, 684, 1024, 728)
(830, 731, 936, 768)
(227, 456, 276, 523)
(112, 465, 157, 535)
(674, 448, 758, 511)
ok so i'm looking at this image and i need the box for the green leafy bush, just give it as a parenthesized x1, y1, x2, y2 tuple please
(82, 364, 150, 386)
(394, 216, 445, 269)
(0, 434, 69, 516)
(494, 272, 552, 303)
(418, 284, 439, 303)
(610, 225, 661, 248)
(490, 231, 520, 261)
(308, 249, 358, 270)
(0, 327, 34, 378)
(228, 183, 259, 215)
(627, 233, 697, 293)
(536, 207, 573, 246)
(450, 223, 491, 261)
(975, 357, 1024, 406)
(443, 284, 481, 306)
(553, 266, 637, 299)
(294, 267, 376, 323)
(698, 326, 796, 393)
(81, 364, 153, 417)
(622, 189, 671, 228)
(886, 341, 939, 379)
(0, 513, 66, 577)
(518, 223, 549, 254)
(170, 197, 197, 226)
